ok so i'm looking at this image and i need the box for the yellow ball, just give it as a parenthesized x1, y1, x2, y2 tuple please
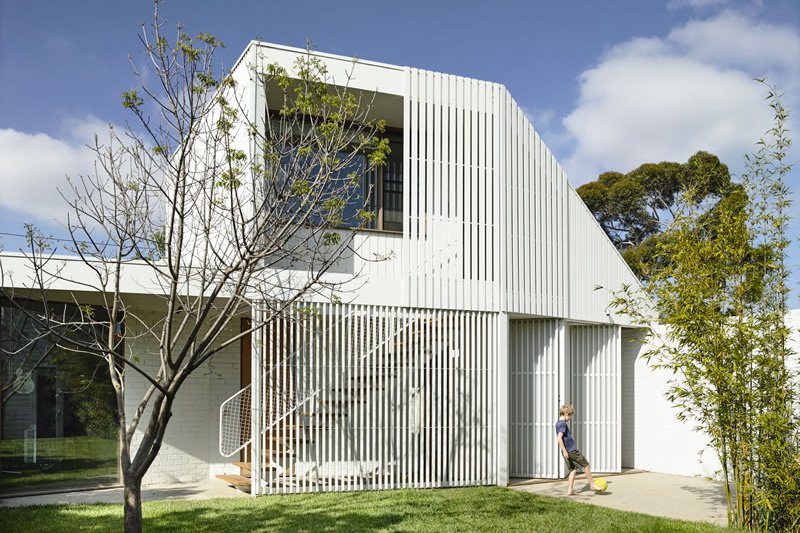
(594, 477, 607, 491)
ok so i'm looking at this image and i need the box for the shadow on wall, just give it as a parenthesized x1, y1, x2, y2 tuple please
(621, 328, 644, 469)
(265, 229, 357, 276)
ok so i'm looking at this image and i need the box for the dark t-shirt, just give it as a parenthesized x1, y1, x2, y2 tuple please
(555, 419, 577, 452)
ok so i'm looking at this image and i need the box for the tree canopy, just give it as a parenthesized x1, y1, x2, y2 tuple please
(576, 151, 733, 280)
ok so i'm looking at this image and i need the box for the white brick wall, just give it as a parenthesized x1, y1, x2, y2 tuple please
(124, 309, 242, 485)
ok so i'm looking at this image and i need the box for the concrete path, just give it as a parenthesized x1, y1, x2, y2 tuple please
(0, 478, 248, 507)
(509, 470, 728, 526)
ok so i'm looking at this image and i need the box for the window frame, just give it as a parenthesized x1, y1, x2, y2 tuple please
(262, 111, 404, 234)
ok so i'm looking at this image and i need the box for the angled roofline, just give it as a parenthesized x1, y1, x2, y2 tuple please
(226, 40, 643, 295)
(565, 180, 645, 289)
(230, 40, 406, 77)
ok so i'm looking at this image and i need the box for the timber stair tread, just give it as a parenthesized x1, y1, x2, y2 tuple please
(215, 474, 251, 490)
(229, 461, 282, 474)
(233, 461, 253, 477)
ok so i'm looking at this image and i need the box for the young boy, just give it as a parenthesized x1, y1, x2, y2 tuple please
(555, 404, 601, 496)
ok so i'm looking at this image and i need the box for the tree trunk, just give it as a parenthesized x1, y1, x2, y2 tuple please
(123, 475, 143, 533)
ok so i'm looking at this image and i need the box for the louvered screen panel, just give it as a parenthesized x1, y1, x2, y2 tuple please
(568, 324, 621, 474)
(509, 319, 563, 479)
(250, 302, 497, 494)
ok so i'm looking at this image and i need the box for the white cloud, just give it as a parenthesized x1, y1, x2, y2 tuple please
(562, 11, 800, 184)
(0, 116, 109, 225)
(522, 107, 573, 153)
(667, 11, 800, 74)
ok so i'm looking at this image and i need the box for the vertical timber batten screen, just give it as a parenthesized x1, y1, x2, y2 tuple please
(569, 324, 621, 474)
(251, 302, 497, 494)
(499, 90, 568, 318)
(567, 189, 641, 323)
(509, 319, 562, 479)
(404, 68, 499, 312)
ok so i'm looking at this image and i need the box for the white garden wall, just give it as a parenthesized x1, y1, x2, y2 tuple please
(623, 313, 800, 479)
(622, 328, 721, 478)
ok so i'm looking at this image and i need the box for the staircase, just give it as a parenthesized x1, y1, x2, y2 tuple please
(216, 312, 444, 493)
(216, 424, 303, 492)
(215, 462, 253, 492)
(216, 364, 317, 491)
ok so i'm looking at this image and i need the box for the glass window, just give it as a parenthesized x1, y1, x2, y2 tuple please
(381, 152, 403, 232)
(360, 133, 404, 232)
(336, 151, 370, 228)
(264, 123, 403, 233)
(0, 300, 119, 495)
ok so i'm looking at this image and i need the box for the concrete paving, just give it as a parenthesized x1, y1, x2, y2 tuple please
(0, 477, 249, 507)
(509, 470, 729, 526)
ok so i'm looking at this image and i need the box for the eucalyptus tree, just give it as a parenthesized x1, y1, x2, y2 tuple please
(577, 151, 733, 280)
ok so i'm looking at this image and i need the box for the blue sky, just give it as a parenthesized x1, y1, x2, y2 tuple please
(1, 0, 799, 303)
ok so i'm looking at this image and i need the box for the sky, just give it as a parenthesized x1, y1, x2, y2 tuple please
(1, 0, 799, 303)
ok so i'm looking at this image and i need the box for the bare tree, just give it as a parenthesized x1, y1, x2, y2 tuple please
(0, 3, 389, 531)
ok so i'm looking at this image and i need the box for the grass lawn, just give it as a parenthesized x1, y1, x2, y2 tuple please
(0, 486, 738, 532)
(0, 436, 117, 494)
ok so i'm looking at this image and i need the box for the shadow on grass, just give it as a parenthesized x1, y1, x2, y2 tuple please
(0, 487, 558, 532)
(146, 505, 405, 532)
(0, 486, 734, 533)
(0, 495, 408, 532)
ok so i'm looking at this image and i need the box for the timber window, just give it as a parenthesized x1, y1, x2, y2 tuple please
(267, 128, 404, 233)
(361, 132, 403, 232)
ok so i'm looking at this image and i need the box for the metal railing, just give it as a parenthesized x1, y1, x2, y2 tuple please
(219, 384, 252, 457)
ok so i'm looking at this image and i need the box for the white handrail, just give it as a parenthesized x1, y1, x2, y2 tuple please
(219, 383, 252, 457)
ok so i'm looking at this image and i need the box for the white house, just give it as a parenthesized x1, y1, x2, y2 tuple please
(219, 41, 644, 495)
(2, 41, 790, 498)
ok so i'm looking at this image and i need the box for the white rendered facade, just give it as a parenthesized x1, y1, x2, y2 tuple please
(221, 42, 644, 495)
